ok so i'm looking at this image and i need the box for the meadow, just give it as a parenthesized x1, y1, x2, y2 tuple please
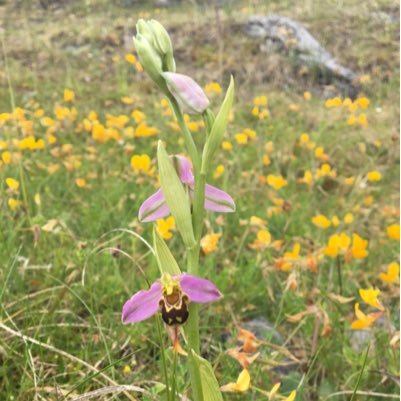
(0, 0, 399, 400)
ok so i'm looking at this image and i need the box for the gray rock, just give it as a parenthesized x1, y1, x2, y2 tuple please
(348, 329, 374, 351)
(245, 15, 359, 96)
(243, 318, 300, 375)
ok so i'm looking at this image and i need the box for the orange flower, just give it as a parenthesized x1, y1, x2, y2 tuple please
(238, 328, 261, 353)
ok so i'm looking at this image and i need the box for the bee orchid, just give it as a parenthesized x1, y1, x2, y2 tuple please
(138, 155, 235, 222)
(122, 273, 222, 326)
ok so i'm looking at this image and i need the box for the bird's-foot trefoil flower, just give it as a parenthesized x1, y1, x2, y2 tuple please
(138, 155, 235, 222)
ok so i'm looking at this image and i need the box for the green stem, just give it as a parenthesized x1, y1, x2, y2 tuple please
(170, 98, 208, 401)
(171, 350, 177, 401)
(169, 97, 200, 172)
(156, 316, 170, 401)
(336, 255, 343, 295)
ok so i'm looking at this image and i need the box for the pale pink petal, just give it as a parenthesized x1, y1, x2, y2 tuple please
(204, 184, 235, 213)
(180, 274, 222, 303)
(162, 72, 209, 115)
(172, 155, 194, 184)
(138, 189, 170, 222)
(122, 281, 162, 324)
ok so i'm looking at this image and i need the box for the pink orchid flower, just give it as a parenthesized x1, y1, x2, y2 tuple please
(122, 273, 222, 326)
(138, 155, 235, 222)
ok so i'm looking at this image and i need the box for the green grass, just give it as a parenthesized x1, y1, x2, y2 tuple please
(0, 0, 399, 400)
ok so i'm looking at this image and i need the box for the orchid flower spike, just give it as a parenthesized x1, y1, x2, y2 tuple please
(122, 273, 222, 325)
(138, 155, 235, 222)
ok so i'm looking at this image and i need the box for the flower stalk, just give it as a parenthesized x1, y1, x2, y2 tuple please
(123, 19, 235, 401)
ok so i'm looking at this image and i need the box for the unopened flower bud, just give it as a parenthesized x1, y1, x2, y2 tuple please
(148, 20, 175, 72)
(136, 19, 155, 45)
(162, 72, 209, 115)
(133, 34, 166, 90)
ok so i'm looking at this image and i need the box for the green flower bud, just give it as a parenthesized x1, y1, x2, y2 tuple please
(133, 34, 166, 90)
(136, 19, 155, 46)
(149, 19, 176, 72)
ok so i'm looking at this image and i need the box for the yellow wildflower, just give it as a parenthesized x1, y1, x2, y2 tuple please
(121, 96, 135, 104)
(221, 369, 250, 393)
(135, 122, 159, 137)
(314, 146, 329, 161)
(156, 217, 176, 240)
(350, 233, 368, 259)
(359, 287, 384, 311)
(358, 113, 368, 127)
(249, 216, 267, 226)
(380, 262, 399, 284)
(75, 178, 90, 188)
(135, 62, 143, 73)
(269, 382, 281, 399)
(264, 141, 274, 153)
(34, 193, 41, 206)
(6, 178, 19, 190)
(347, 115, 357, 126)
(213, 165, 224, 179)
(131, 154, 151, 174)
(263, 155, 271, 166)
(257, 229, 271, 244)
(266, 174, 287, 190)
(131, 109, 146, 124)
(344, 213, 354, 224)
(284, 243, 301, 260)
(299, 133, 310, 145)
(0, 112, 11, 122)
(298, 170, 313, 187)
(325, 97, 342, 108)
(125, 54, 137, 64)
(303, 91, 311, 101)
(285, 391, 297, 401)
(200, 233, 221, 255)
(342, 98, 353, 108)
(387, 224, 400, 240)
(344, 176, 355, 186)
(356, 97, 370, 109)
(351, 303, 379, 330)
(222, 141, 233, 151)
(64, 89, 75, 102)
(315, 163, 336, 178)
(312, 214, 331, 229)
(235, 133, 248, 145)
(253, 96, 267, 106)
(324, 233, 351, 258)
(8, 198, 21, 211)
(123, 365, 132, 375)
(204, 82, 222, 94)
(331, 216, 340, 227)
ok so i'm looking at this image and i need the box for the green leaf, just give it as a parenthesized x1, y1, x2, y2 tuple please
(153, 227, 181, 275)
(201, 76, 234, 175)
(157, 141, 196, 248)
(190, 350, 224, 401)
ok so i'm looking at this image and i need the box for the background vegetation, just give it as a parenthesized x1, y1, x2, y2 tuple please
(0, 0, 399, 400)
